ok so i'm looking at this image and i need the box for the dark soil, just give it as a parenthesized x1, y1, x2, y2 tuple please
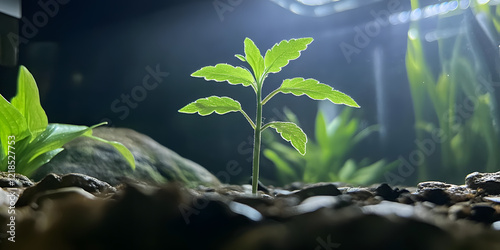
(2, 172, 500, 250)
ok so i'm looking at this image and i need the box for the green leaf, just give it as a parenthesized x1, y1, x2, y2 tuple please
(191, 63, 255, 88)
(279, 78, 360, 108)
(263, 149, 299, 183)
(338, 159, 357, 181)
(349, 159, 399, 185)
(235, 54, 246, 62)
(179, 96, 242, 116)
(11, 66, 48, 138)
(17, 123, 103, 174)
(264, 38, 313, 74)
(314, 111, 329, 150)
(267, 122, 307, 155)
(23, 148, 64, 176)
(244, 38, 265, 79)
(0, 95, 30, 160)
(85, 135, 136, 170)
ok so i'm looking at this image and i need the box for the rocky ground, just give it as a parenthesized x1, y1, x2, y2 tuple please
(2, 171, 500, 250)
(2, 128, 500, 249)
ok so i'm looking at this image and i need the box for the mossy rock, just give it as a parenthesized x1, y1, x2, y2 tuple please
(32, 127, 220, 187)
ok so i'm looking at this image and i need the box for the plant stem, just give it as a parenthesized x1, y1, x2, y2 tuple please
(240, 109, 256, 129)
(251, 87, 263, 194)
(262, 88, 281, 105)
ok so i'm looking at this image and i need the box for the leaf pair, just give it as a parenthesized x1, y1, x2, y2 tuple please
(236, 37, 313, 82)
(194, 37, 314, 91)
(0, 66, 136, 176)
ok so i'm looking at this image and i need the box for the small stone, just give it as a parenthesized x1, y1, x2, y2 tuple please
(293, 195, 347, 214)
(417, 181, 452, 190)
(0, 172, 34, 188)
(32, 187, 97, 208)
(470, 204, 496, 224)
(420, 189, 451, 206)
(448, 203, 471, 221)
(484, 196, 500, 204)
(418, 181, 474, 203)
(466, 171, 500, 195)
(362, 200, 415, 218)
(290, 183, 341, 201)
(228, 201, 263, 221)
(375, 183, 405, 201)
(16, 173, 116, 206)
(346, 187, 374, 201)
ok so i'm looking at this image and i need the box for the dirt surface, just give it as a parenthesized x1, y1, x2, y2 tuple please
(2, 172, 500, 249)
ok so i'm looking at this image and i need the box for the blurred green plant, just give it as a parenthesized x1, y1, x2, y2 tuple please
(264, 107, 398, 186)
(406, 0, 500, 183)
(0, 66, 135, 177)
(473, 1, 500, 34)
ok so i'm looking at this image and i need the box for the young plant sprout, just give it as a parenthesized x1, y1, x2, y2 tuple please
(179, 37, 359, 194)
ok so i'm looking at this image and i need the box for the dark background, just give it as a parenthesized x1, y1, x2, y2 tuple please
(2, 0, 426, 184)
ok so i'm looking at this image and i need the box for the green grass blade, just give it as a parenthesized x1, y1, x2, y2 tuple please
(264, 38, 313, 74)
(338, 159, 357, 181)
(279, 78, 360, 107)
(85, 135, 136, 170)
(11, 66, 48, 138)
(179, 96, 242, 116)
(349, 159, 399, 185)
(23, 148, 64, 176)
(263, 149, 298, 184)
(314, 111, 329, 150)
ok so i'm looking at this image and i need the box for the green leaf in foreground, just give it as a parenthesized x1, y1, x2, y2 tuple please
(264, 38, 313, 74)
(267, 122, 307, 155)
(279, 78, 360, 108)
(11, 66, 48, 138)
(18, 122, 136, 174)
(0, 95, 30, 158)
(16, 123, 97, 173)
(191, 63, 255, 88)
(179, 96, 242, 116)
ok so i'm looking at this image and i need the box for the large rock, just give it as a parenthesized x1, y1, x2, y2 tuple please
(31, 127, 221, 187)
(465, 171, 500, 194)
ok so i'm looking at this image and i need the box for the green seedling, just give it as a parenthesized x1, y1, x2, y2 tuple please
(0, 66, 135, 177)
(179, 38, 359, 194)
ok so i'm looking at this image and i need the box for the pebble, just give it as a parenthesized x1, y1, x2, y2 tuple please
(289, 183, 341, 201)
(16, 173, 115, 206)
